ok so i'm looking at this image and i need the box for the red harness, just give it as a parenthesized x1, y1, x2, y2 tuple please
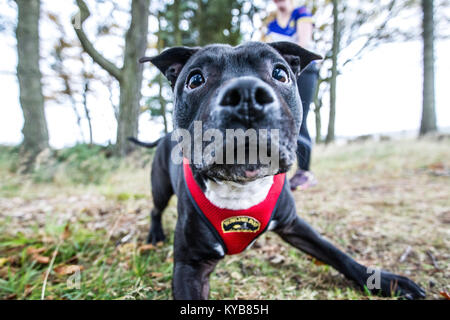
(183, 158, 286, 255)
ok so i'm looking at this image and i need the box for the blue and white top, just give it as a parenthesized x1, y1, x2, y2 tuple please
(264, 6, 313, 44)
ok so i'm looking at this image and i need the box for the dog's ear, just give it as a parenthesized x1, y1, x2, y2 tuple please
(268, 41, 322, 77)
(140, 47, 200, 88)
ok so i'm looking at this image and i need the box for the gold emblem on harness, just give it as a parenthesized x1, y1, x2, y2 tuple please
(221, 216, 261, 233)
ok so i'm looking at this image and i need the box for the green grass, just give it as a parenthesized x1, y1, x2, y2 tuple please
(0, 138, 449, 300)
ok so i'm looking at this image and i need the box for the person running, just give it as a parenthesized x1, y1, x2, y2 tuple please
(262, 0, 319, 191)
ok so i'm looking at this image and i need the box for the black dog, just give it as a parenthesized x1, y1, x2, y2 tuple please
(133, 41, 425, 300)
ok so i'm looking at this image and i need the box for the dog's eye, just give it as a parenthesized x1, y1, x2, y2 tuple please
(272, 67, 288, 83)
(187, 72, 205, 89)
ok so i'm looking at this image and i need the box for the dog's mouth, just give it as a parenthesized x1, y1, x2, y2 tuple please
(197, 158, 293, 183)
(186, 125, 298, 182)
(200, 164, 274, 182)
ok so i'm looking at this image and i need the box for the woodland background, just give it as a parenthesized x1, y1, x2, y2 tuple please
(0, 0, 448, 300)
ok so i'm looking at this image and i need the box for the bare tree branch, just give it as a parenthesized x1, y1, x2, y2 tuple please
(342, 0, 400, 66)
(72, 0, 122, 82)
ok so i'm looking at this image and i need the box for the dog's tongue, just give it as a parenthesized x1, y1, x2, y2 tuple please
(245, 169, 260, 178)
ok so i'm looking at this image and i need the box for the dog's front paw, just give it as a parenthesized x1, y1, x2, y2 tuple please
(367, 271, 425, 299)
(147, 222, 166, 245)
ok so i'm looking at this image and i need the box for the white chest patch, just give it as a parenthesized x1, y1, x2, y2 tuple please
(204, 176, 274, 210)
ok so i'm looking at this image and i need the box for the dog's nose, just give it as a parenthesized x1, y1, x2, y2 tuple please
(219, 77, 275, 115)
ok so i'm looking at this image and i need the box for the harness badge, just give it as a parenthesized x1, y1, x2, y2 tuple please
(221, 216, 261, 233)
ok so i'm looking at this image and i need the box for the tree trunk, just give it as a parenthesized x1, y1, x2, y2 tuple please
(314, 79, 323, 144)
(173, 0, 182, 46)
(68, 93, 85, 143)
(116, 0, 150, 156)
(157, 11, 168, 135)
(83, 80, 93, 146)
(314, 107, 322, 143)
(420, 0, 437, 136)
(326, 0, 340, 144)
(197, 0, 206, 46)
(74, 0, 149, 157)
(158, 74, 168, 134)
(15, 0, 49, 166)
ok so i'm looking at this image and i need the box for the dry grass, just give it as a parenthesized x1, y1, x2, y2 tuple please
(0, 138, 448, 299)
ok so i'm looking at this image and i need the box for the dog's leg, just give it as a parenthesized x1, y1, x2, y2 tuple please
(275, 215, 425, 299)
(172, 259, 219, 300)
(148, 169, 173, 245)
(147, 209, 168, 245)
(172, 213, 223, 300)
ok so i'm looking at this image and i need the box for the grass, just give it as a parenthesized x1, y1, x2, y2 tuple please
(0, 138, 449, 300)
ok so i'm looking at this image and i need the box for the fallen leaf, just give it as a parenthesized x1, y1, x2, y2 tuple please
(0, 267, 11, 278)
(23, 284, 33, 298)
(62, 255, 79, 265)
(440, 291, 450, 300)
(150, 272, 163, 278)
(0, 257, 9, 267)
(41, 236, 54, 244)
(269, 254, 285, 265)
(54, 264, 84, 276)
(429, 162, 444, 170)
(26, 247, 46, 255)
(231, 271, 243, 280)
(5, 293, 17, 300)
(313, 259, 326, 266)
(305, 255, 326, 266)
(62, 224, 71, 240)
(117, 243, 137, 255)
(285, 286, 297, 291)
(138, 244, 156, 253)
(32, 254, 50, 264)
(153, 285, 164, 292)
